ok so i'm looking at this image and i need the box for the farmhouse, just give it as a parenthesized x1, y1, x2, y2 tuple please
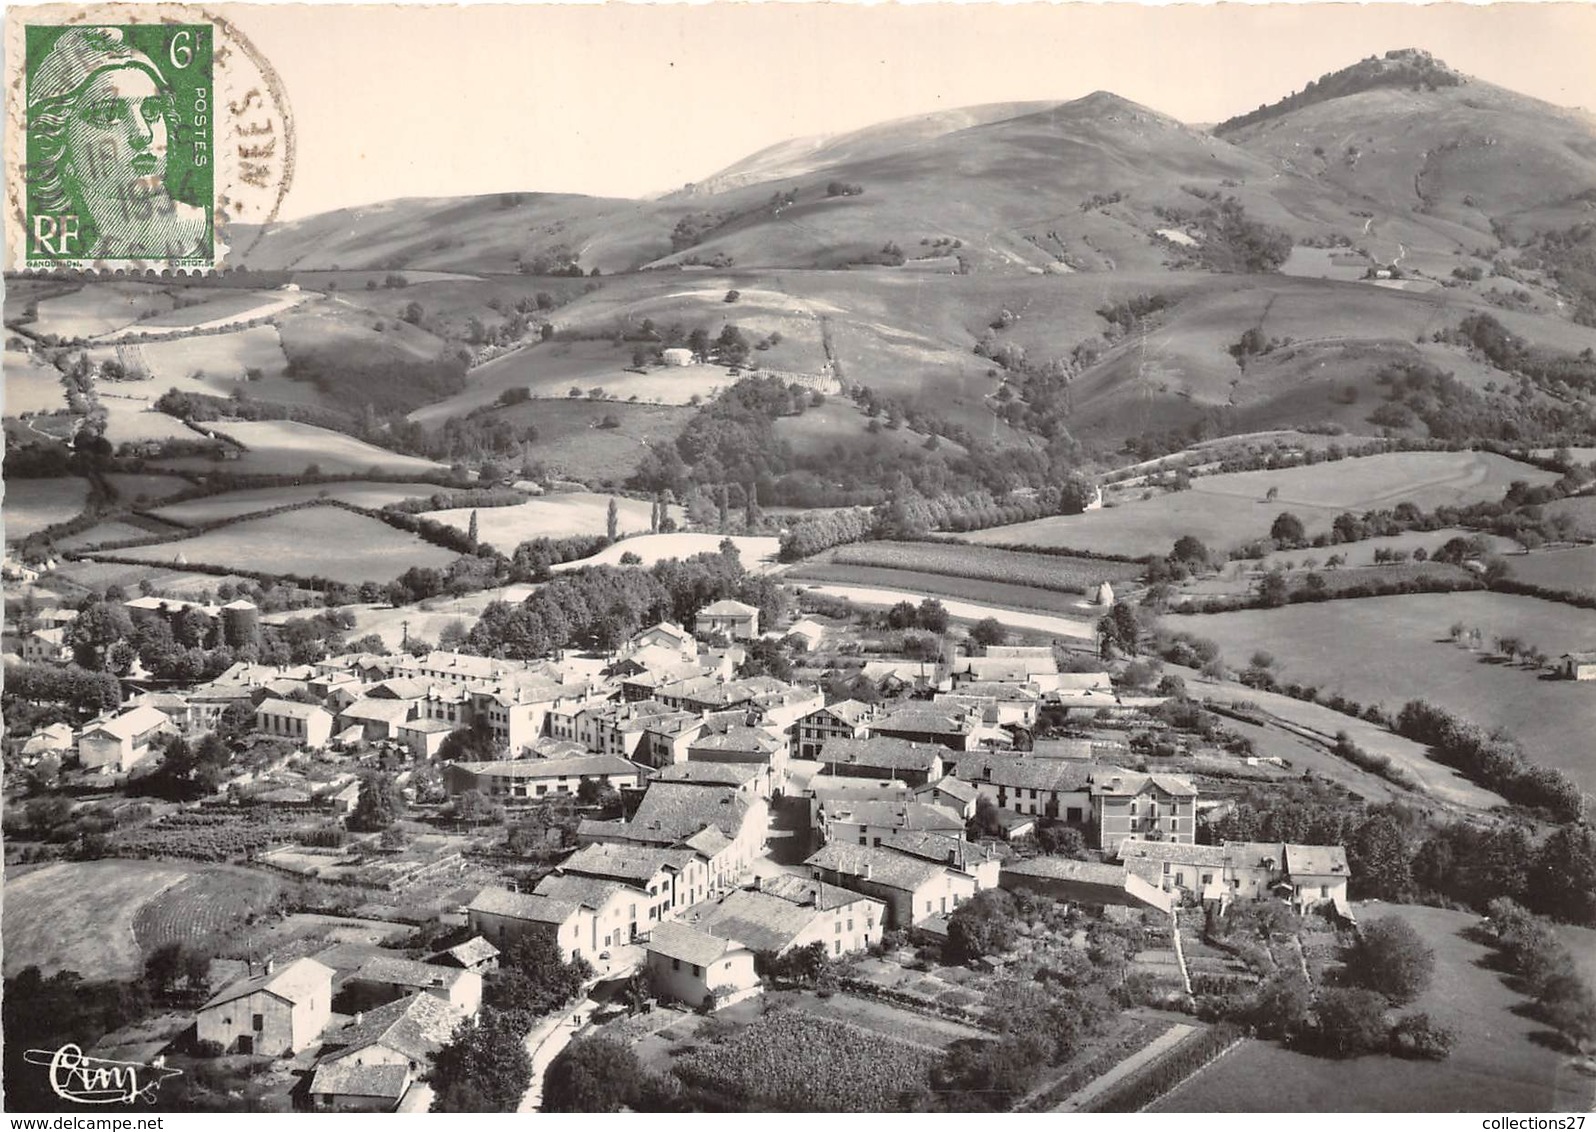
(430, 936, 500, 973)
(881, 830, 1002, 891)
(806, 842, 977, 929)
(630, 621, 698, 655)
(783, 618, 828, 652)
(697, 875, 885, 958)
(999, 856, 1172, 915)
(443, 754, 642, 800)
(308, 1061, 414, 1113)
(661, 347, 695, 366)
(952, 753, 1096, 823)
(196, 957, 334, 1056)
(77, 705, 176, 773)
(653, 759, 770, 797)
(346, 955, 482, 1015)
(1559, 651, 1596, 680)
(337, 698, 418, 742)
(557, 841, 712, 921)
(695, 599, 760, 640)
(21, 627, 69, 663)
(592, 781, 769, 891)
(313, 991, 461, 1106)
(818, 798, 965, 848)
(254, 699, 335, 750)
(1117, 839, 1351, 913)
(644, 921, 761, 1011)
(870, 703, 1005, 752)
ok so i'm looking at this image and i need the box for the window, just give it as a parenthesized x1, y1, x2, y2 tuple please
(672, 958, 680, 971)
(847, 919, 853, 931)
(1163, 862, 1171, 875)
(1201, 873, 1213, 886)
(834, 921, 841, 934)
(1321, 885, 1329, 898)
(692, 964, 702, 977)
(252, 1013, 264, 1031)
(1170, 819, 1178, 832)
(834, 940, 842, 955)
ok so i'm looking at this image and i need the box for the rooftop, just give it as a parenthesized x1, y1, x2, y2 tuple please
(450, 754, 639, 780)
(817, 737, 945, 773)
(201, 957, 333, 1012)
(805, 843, 945, 892)
(309, 1061, 410, 1102)
(647, 920, 746, 965)
(630, 782, 753, 842)
(323, 991, 460, 1064)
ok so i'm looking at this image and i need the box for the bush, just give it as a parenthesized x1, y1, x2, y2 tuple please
(1389, 1012, 1456, 1060)
(1346, 917, 1434, 1004)
(1313, 987, 1390, 1058)
(1087, 1023, 1245, 1111)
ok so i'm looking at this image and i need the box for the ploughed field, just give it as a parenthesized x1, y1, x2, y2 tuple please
(155, 420, 445, 477)
(87, 504, 458, 584)
(824, 541, 1142, 594)
(1165, 592, 1596, 794)
(786, 561, 1105, 617)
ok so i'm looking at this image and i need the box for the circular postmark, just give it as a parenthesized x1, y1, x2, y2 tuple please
(5, 3, 294, 273)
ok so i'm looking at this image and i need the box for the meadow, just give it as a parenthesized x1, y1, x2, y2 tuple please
(136, 324, 290, 382)
(478, 399, 694, 485)
(104, 473, 192, 505)
(1153, 905, 1591, 1112)
(552, 532, 781, 572)
(98, 398, 212, 446)
(968, 451, 1556, 559)
(422, 491, 676, 545)
(1166, 592, 1596, 794)
(3, 350, 65, 414)
(53, 521, 155, 551)
(4, 476, 90, 540)
(1252, 527, 1521, 570)
(1504, 546, 1596, 598)
(155, 420, 445, 477)
(1544, 495, 1596, 538)
(831, 541, 1141, 594)
(3, 860, 194, 978)
(787, 560, 1103, 617)
(152, 481, 445, 525)
(128, 289, 305, 332)
(30, 283, 173, 339)
(90, 506, 459, 584)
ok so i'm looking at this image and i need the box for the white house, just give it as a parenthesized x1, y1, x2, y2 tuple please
(255, 699, 335, 749)
(77, 705, 175, 773)
(644, 921, 761, 1011)
(695, 599, 760, 641)
(196, 957, 334, 1056)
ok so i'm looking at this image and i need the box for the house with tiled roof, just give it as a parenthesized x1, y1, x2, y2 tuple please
(916, 774, 980, 818)
(557, 842, 711, 922)
(466, 887, 590, 962)
(698, 876, 884, 958)
(196, 957, 334, 1055)
(591, 781, 768, 894)
(21, 626, 69, 664)
(442, 755, 642, 800)
(337, 698, 418, 742)
(430, 936, 500, 973)
(1117, 839, 1351, 913)
(309, 1060, 414, 1113)
(818, 799, 965, 850)
(1091, 769, 1198, 852)
(314, 991, 461, 1098)
(254, 698, 335, 750)
(879, 830, 1002, 891)
(629, 621, 697, 657)
(77, 705, 176, 773)
(694, 599, 760, 641)
(791, 699, 881, 760)
(815, 736, 946, 787)
(347, 955, 481, 1015)
(644, 921, 761, 1010)
(869, 703, 1005, 753)
(805, 842, 977, 929)
(951, 753, 1098, 823)
(652, 760, 768, 795)
(1000, 856, 1173, 915)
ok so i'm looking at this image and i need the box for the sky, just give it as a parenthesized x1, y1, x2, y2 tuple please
(217, 1, 1596, 220)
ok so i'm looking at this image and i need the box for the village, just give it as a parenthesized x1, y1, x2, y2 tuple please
(2, 576, 1377, 1114)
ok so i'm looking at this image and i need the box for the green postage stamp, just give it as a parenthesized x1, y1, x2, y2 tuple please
(23, 22, 214, 266)
(5, 4, 293, 271)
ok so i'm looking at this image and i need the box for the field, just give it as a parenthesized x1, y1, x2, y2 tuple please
(786, 560, 1105, 616)
(421, 491, 678, 545)
(792, 581, 1096, 640)
(4, 476, 90, 540)
(97, 398, 211, 446)
(53, 521, 154, 551)
(88, 505, 459, 584)
(552, 532, 781, 572)
(105, 473, 193, 506)
(126, 289, 307, 332)
(670, 1009, 942, 1111)
(152, 481, 445, 525)
(1154, 905, 1593, 1112)
(30, 283, 174, 339)
(1252, 527, 1521, 571)
(4, 349, 66, 414)
(1544, 496, 1596, 538)
(415, 339, 735, 421)
(131, 870, 283, 953)
(136, 324, 290, 382)
(473, 399, 694, 486)
(1505, 546, 1596, 598)
(1166, 593, 1596, 794)
(154, 420, 445, 476)
(3, 860, 194, 978)
(830, 541, 1142, 594)
(969, 452, 1559, 558)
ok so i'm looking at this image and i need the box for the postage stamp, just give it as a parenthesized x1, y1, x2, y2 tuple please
(4, 3, 294, 273)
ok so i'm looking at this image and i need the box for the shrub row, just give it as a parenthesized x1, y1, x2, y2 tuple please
(1395, 700, 1583, 820)
(1086, 1022, 1246, 1112)
(1014, 1019, 1168, 1112)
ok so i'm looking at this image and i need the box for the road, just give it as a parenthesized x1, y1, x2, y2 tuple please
(791, 582, 1096, 640)
(517, 950, 645, 1112)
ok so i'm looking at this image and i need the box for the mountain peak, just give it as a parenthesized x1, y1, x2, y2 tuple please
(1214, 48, 1465, 135)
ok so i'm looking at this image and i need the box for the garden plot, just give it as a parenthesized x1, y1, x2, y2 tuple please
(89, 505, 458, 585)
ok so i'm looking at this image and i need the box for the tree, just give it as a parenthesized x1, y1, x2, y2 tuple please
(349, 773, 403, 832)
(1250, 973, 1312, 1041)
(1389, 1012, 1456, 1060)
(1258, 569, 1290, 608)
(969, 618, 1008, 649)
(1528, 824, 1596, 927)
(1313, 987, 1390, 1057)
(1346, 916, 1434, 1004)
(467, 510, 480, 549)
(945, 889, 1020, 965)
(967, 797, 1004, 840)
(916, 598, 949, 634)
(430, 1009, 532, 1112)
(1171, 535, 1210, 568)
(487, 933, 592, 1018)
(1097, 601, 1140, 658)
(68, 602, 134, 669)
(606, 497, 619, 543)
(1270, 512, 1306, 547)
(543, 1036, 647, 1112)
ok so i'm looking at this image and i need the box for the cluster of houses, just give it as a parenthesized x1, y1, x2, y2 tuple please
(193, 935, 502, 1112)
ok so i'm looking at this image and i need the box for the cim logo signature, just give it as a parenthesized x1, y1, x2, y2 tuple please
(23, 1045, 181, 1105)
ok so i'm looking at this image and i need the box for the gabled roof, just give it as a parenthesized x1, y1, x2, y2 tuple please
(805, 843, 946, 892)
(559, 842, 695, 886)
(700, 599, 758, 618)
(351, 955, 467, 990)
(468, 886, 581, 925)
(322, 992, 460, 1064)
(823, 799, 964, 834)
(1091, 770, 1197, 798)
(533, 872, 632, 910)
(952, 753, 1095, 793)
(880, 830, 998, 870)
(339, 699, 417, 724)
(630, 782, 753, 842)
(309, 1061, 410, 1102)
(81, 705, 171, 741)
(1118, 841, 1231, 868)
(1003, 856, 1126, 886)
(696, 886, 866, 954)
(1283, 843, 1350, 877)
(761, 873, 875, 912)
(818, 737, 945, 773)
(805, 699, 876, 727)
(201, 957, 333, 1012)
(653, 762, 764, 787)
(647, 920, 746, 965)
(436, 937, 500, 967)
(450, 755, 639, 780)
(871, 705, 975, 738)
(921, 775, 978, 805)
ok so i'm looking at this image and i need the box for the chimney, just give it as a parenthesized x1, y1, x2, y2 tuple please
(264, 959, 275, 976)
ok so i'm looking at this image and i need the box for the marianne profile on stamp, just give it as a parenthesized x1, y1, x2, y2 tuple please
(26, 25, 210, 262)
